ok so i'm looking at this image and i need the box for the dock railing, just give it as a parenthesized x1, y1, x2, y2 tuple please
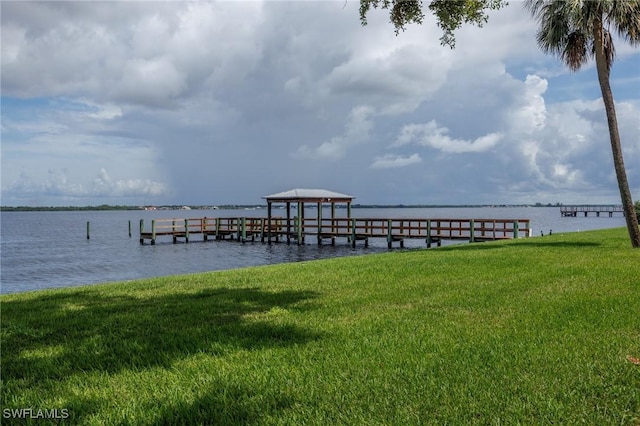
(561, 205, 623, 217)
(140, 217, 530, 247)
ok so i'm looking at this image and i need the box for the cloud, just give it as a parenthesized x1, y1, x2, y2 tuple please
(2, 168, 168, 202)
(371, 153, 422, 169)
(393, 121, 504, 153)
(1, 2, 265, 106)
(1, 1, 638, 207)
(295, 105, 374, 160)
(112, 57, 187, 108)
(91, 168, 168, 197)
(321, 43, 453, 115)
(507, 75, 548, 136)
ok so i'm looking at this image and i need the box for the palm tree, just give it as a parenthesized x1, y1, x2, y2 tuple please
(524, 0, 640, 248)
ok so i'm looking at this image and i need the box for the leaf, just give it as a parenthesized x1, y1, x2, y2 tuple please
(626, 355, 640, 365)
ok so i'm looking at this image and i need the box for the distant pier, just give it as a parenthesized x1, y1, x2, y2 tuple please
(560, 205, 623, 217)
(139, 216, 531, 248)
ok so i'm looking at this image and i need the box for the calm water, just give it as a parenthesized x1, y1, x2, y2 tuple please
(0, 207, 626, 294)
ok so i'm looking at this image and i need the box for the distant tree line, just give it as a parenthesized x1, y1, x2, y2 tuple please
(0, 205, 143, 212)
(2, 202, 637, 213)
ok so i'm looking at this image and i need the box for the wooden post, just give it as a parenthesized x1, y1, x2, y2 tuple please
(139, 219, 144, 244)
(513, 220, 519, 239)
(86, 221, 90, 240)
(203, 218, 208, 242)
(331, 202, 336, 236)
(184, 219, 189, 243)
(426, 220, 432, 248)
(172, 219, 177, 244)
(300, 202, 305, 244)
(387, 219, 393, 249)
(286, 202, 291, 245)
(267, 202, 272, 244)
(128, 220, 132, 238)
(151, 219, 156, 245)
(469, 219, 475, 243)
(317, 202, 322, 245)
(351, 218, 357, 248)
(240, 217, 246, 243)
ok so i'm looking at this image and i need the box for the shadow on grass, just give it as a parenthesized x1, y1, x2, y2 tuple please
(152, 381, 297, 425)
(2, 287, 321, 386)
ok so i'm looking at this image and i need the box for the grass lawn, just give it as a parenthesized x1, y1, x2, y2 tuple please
(1, 227, 639, 425)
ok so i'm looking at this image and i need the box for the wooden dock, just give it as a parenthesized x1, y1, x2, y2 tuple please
(560, 205, 623, 217)
(139, 217, 531, 248)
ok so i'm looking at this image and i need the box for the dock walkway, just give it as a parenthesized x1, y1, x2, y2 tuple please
(139, 217, 531, 248)
(560, 205, 623, 217)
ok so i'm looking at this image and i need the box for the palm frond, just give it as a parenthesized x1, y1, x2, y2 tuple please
(533, 0, 572, 56)
(602, 29, 616, 71)
(608, 0, 640, 46)
(563, 30, 590, 71)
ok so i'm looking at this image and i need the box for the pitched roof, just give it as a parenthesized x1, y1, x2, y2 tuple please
(262, 188, 354, 202)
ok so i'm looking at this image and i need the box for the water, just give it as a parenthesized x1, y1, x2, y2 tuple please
(0, 207, 626, 294)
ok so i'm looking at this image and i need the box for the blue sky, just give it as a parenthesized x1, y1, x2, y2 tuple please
(1, 1, 639, 206)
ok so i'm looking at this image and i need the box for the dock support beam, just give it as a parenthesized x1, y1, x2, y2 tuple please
(351, 218, 357, 248)
(299, 202, 305, 244)
(317, 202, 322, 245)
(286, 203, 291, 244)
(267, 202, 272, 244)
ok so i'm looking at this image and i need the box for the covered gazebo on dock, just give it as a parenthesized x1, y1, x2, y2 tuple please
(262, 188, 355, 244)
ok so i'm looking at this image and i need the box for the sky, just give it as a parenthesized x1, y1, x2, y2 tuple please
(1, 1, 639, 207)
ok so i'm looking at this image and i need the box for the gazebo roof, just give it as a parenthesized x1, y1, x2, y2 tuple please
(262, 188, 354, 203)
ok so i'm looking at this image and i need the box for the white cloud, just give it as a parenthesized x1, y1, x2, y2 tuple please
(321, 43, 453, 115)
(507, 75, 548, 136)
(394, 121, 503, 153)
(371, 153, 422, 169)
(91, 168, 168, 197)
(3, 168, 168, 202)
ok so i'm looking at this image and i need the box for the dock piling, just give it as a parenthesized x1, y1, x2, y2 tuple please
(469, 219, 475, 243)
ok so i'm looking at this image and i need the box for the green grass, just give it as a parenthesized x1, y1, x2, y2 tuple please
(2, 228, 639, 425)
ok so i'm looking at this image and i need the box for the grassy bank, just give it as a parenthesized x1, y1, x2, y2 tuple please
(2, 228, 639, 425)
